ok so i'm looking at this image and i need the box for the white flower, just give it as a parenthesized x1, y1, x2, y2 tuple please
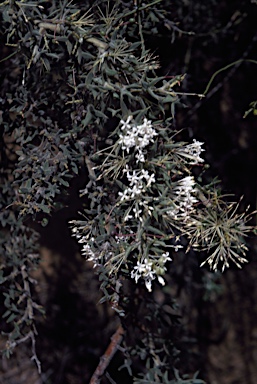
(133, 206, 143, 220)
(138, 200, 154, 216)
(139, 169, 149, 179)
(131, 258, 160, 292)
(118, 132, 136, 152)
(135, 150, 145, 163)
(131, 258, 153, 279)
(81, 243, 100, 268)
(137, 135, 151, 148)
(160, 252, 172, 263)
(157, 275, 165, 286)
(131, 262, 143, 283)
(120, 115, 133, 130)
(146, 173, 155, 187)
(175, 176, 195, 192)
(176, 139, 204, 164)
(126, 169, 141, 186)
(118, 189, 130, 201)
(167, 176, 198, 221)
(174, 244, 183, 252)
(118, 117, 157, 155)
(130, 184, 143, 198)
(124, 213, 133, 222)
(78, 236, 88, 243)
(118, 167, 156, 207)
(145, 278, 153, 292)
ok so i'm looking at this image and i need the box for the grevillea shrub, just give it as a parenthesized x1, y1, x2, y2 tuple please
(0, 1, 255, 382)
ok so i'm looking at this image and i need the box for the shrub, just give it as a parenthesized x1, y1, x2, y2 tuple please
(0, 0, 255, 382)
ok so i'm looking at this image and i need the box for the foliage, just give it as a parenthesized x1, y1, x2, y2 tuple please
(244, 100, 257, 117)
(0, 0, 256, 382)
(134, 367, 205, 384)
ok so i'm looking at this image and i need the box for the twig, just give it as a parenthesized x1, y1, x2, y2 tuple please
(30, 326, 42, 374)
(185, 31, 257, 120)
(0, 50, 18, 63)
(6, 330, 41, 374)
(89, 324, 125, 384)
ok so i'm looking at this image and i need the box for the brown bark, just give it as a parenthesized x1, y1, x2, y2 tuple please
(89, 324, 125, 384)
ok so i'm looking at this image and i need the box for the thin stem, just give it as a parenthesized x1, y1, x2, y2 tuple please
(0, 50, 18, 63)
(203, 58, 257, 95)
(117, 0, 162, 20)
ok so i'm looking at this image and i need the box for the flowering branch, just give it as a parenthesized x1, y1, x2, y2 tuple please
(70, 113, 254, 293)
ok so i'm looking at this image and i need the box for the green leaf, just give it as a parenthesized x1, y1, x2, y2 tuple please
(120, 96, 128, 117)
(146, 225, 164, 236)
(37, 204, 51, 214)
(59, 178, 69, 187)
(7, 313, 17, 323)
(41, 218, 49, 227)
(85, 71, 94, 86)
(105, 64, 118, 76)
(2, 310, 11, 319)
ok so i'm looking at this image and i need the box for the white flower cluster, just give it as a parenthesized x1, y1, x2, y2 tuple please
(71, 116, 207, 293)
(118, 166, 155, 221)
(176, 139, 204, 164)
(81, 243, 99, 267)
(118, 116, 158, 163)
(118, 166, 155, 202)
(167, 176, 198, 220)
(131, 252, 172, 292)
(71, 227, 105, 268)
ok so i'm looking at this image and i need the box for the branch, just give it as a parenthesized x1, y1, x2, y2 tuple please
(89, 324, 125, 384)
